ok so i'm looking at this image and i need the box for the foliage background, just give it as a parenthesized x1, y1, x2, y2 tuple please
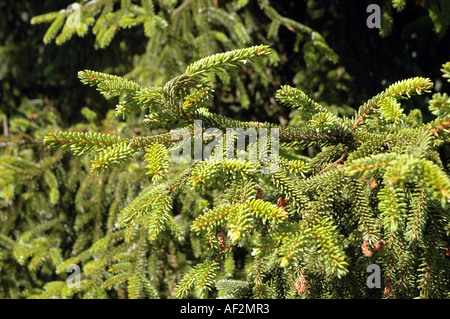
(1, 0, 450, 298)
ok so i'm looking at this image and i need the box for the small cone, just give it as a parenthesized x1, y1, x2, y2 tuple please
(277, 197, 290, 211)
(383, 281, 392, 297)
(361, 240, 373, 257)
(217, 226, 226, 251)
(295, 270, 308, 295)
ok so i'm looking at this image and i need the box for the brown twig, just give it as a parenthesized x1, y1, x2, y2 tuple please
(0, 139, 42, 148)
(2, 114, 9, 138)
(317, 153, 346, 175)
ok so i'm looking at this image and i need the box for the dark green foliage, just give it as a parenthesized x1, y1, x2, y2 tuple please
(28, 46, 450, 299)
(2, 0, 450, 300)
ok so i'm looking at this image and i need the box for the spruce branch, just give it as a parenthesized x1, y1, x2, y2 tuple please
(185, 44, 272, 77)
(378, 185, 407, 233)
(269, 169, 310, 212)
(405, 186, 428, 243)
(144, 143, 169, 183)
(276, 85, 326, 115)
(90, 141, 135, 173)
(175, 259, 220, 298)
(278, 224, 312, 267)
(352, 77, 433, 131)
(191, 203, 237, 234)
(44, 131, 125, 156)
(441, 61, 450, 82)
(246, 199, 288, 223)
(345, 153, 398, 177)
(33, 42, 450, 299)
(350, 179, 380, 241)
(309, 216, 349, 277)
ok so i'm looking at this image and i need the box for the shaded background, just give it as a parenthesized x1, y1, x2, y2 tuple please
(2, 0, 449, 128)
(1, 0, 450, 298)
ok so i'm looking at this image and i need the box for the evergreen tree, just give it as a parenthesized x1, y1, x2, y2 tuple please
(2, 0, 450, 299)
(40, 47, 450, 299)
(28, 0, 348, 123)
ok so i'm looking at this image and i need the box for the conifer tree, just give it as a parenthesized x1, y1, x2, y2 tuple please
(1, 0, 342, 298)
(40, 47, 450, 299)
(2, 1, 450, 300)
(29, 0, 346, 121)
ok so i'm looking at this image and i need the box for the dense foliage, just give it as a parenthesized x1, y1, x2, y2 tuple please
(1, 0, 450, 299)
